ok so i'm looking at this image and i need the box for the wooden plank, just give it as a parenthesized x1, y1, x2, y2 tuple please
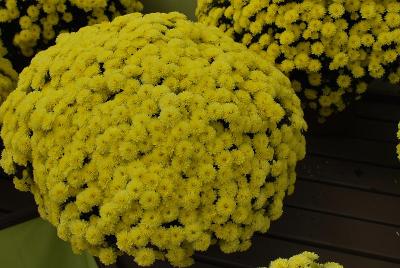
(367, 80, 400, 98)
(307, 114, 397, 144)
(0, 179, 35, 213)
(269, 207, 400, 263)
(297, 155, 400, 196)
(195, 254, 252, 268)
(196, 235, 400, 268)
(287, 180, 400, 226)
(353, 101, 399, 123)
(306, 136, 400, 168)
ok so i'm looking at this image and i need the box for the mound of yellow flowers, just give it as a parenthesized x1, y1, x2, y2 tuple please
(0, 12, 306, 267)
(264, 251, 343, 268)
(197, 0, 400, 121)
(0, 33, 17, 104)
(0, 0, 143, 71)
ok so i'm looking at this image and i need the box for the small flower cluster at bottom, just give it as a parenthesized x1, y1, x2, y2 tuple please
(261, 251, 343, 268)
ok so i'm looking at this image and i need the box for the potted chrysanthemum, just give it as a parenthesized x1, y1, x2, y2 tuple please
(197, 0, 400, 122)
(0, 12, 307, 267)
(0, 0, 143, 72)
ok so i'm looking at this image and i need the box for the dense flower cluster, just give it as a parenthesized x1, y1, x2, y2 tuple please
(397, 122, 400, 160)
(263, 251, 343, 268)
(0, 12, 306, 267)
(0, 0, 143, 71)
(197, 0, 400, 121)
(0, 32, 17, 104)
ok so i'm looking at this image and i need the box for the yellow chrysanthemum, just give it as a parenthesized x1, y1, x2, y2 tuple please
(0, 12, 307, 267)
(262, 251, 343, 268)
(0, 0, 143, 71)
(0, 35, 17, 104)
(197, 0, 400, 120)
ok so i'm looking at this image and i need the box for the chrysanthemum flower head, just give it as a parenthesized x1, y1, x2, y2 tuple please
(0, 12, 306, 267)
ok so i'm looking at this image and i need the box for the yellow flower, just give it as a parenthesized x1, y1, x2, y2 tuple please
(321, 22, 337, 38)
(134, 248, 156, 267)
(197, 0, 400, 121)
(192, 233, 211, 251)
(337, 75, 352, 88)
(0, 0, 143, 69)
(98, 248, 117, 265)
(329, 3, 345, 19)
(0, 35, 18, 104)
(0, 12, 306, 267)
(267, 251, 343, 268)
(216, 196, 236, 216)
(185, 223, 203, 242)
(360, 2, 376, 19)
(279, 30, 295, 45)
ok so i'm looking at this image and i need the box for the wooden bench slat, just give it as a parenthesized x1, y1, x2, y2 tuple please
(306, 136, 400, 168)
(297, 155, 400, 196)
(268, 207, 400, 263)
(367, 81, 400, 98)
(308, 115, 397, 144)
(287, 180, 400, 226)
(353, 101, 400, 123)
(195, 254, 252, 268)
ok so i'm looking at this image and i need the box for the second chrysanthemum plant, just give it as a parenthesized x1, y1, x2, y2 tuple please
(197, 0, 400, 121)
(0, 32, 17, 104)
(0, 12, 306, 267)
(0, 0, 143, 71)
